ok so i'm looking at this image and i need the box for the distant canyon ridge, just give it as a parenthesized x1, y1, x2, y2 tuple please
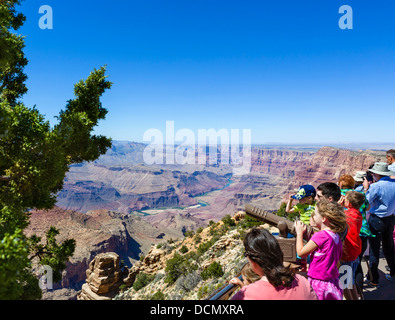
(26, 142, 386, 298)
(56, 141, 385, 218)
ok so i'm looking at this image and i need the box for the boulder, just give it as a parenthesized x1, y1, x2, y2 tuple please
(77, 252, 132, 300)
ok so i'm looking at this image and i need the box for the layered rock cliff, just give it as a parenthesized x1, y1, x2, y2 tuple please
(57, 164, 229, 214)
(243, 146, 386, 206)
(25, 207, 174, 299)
(284, 147, 385, 194)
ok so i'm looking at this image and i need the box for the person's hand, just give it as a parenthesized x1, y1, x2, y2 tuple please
(294, 220, 306, 236)
(309, 215, 317, 227)
(229, 277, 243, 287)
(362, 177, 370, 191)
(338, 195, 345, 206)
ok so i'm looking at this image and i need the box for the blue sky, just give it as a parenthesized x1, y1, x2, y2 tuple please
(17, 0, 395, 145)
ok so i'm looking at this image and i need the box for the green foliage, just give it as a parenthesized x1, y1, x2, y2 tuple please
(28, 227, 76, 283)
(275, 202, 298, 221)
(179, 245, 188, 254)
(197, 283, 215, 299)
(133, 273, 155, 291)
(150, 290, 165, 300)
(0, 0, 28, 106)
(164, 253, 198, 285)
(237, 214, 264, 229)
(118, 284, 127, 293)
(196, 236, 218, 256)
(201, 261, 224, 280)
(194, 233, 202, 244)
(221, 214, 236, 227)
(0, 1, 113, 299)
(184, 230, 194, 238)
(0, 229, 41, 300)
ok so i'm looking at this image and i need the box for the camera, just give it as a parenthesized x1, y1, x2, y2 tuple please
(366, 170, 374, 182)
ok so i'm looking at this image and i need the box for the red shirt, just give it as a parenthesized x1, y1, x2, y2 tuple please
(342, 207, 363, 262)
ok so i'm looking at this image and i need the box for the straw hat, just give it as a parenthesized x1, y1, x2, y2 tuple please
(368, 162, 395, 176)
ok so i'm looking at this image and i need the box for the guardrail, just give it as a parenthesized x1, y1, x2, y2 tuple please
(206, 274, 244, 300)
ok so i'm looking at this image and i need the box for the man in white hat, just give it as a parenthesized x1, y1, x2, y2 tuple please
(362, 162, 395, 285)
(353, 171, 367, 192)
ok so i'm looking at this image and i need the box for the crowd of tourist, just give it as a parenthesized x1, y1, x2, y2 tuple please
(230, 149, 395, 300)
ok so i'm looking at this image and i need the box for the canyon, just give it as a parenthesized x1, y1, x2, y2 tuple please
(25, 142, 387, 299)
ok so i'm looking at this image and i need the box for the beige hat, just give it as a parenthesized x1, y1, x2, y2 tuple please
(353, 171, 367, 182)
(368, 162, 395, 176)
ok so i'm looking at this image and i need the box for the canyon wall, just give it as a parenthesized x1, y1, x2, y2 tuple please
(57, 164, 230, 214)
(31, 144, 387, 299)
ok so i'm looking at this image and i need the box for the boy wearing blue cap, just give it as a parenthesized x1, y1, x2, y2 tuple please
(286, 185, 316, 225)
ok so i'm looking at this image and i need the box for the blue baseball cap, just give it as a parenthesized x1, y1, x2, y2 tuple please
(292, 185, 316, 200)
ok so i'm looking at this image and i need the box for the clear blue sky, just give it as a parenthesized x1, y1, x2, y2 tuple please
(17, 0, 395, 145)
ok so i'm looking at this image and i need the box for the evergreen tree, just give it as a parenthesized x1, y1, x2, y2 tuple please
(0, 0, 112, 299)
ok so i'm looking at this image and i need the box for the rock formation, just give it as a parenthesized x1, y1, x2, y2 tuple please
(77, 252, 133, 300)
(25, 207, 170, 298)
(128, 246, 168, 277)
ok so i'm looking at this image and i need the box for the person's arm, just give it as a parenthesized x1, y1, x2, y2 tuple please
(229, 277, 244, 288)
(286, 194, 295, 213)
(294, 220, 318, 257)
(363, 178, 377, 205)
(362, 177, 370, 193)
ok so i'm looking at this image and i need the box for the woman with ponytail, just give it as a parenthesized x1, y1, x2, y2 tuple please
(230, 227, 317, 300)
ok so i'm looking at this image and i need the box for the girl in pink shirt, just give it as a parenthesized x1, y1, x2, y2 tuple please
(294, 200, 348, 300)
(230, 228, 317, 300)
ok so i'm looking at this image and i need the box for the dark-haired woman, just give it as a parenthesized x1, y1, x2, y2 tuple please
(230, 227, 317, 300)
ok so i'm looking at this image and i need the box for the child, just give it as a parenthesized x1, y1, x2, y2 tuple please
(286, 184, 316, 225)
(229, 263, 261, 288)
(338, 191, 365, 300)
(294, 200, 348, 300)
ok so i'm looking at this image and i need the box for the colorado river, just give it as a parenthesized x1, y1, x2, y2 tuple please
(133, 177, 233, 216)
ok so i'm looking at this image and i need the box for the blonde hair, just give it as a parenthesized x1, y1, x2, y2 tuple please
(241, 263, 261, 284)
(316, 200, 347, 234)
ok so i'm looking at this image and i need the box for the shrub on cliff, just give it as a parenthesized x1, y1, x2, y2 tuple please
(221, 214, 236, 227)
(201, 261, 224, 280)
(164, 253, 198, 285)
(133, 273, 156, 291)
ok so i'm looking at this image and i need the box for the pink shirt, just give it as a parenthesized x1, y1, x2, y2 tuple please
(231, 274, 317, 300)
(308, 230, 342, 281)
